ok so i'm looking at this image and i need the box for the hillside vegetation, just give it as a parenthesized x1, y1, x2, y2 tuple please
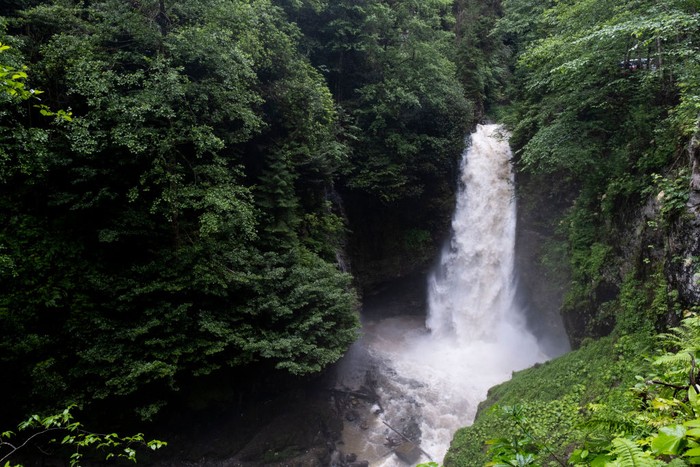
(446, 0, 700, 465)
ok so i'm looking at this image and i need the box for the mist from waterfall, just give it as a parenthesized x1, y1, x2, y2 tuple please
(336, 124, 562, 466)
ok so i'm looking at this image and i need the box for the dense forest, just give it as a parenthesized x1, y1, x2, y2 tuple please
(3, 0, 700, 465)
(0, 0, 474, 432)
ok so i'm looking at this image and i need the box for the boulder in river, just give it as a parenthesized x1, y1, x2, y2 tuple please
(394, 442, 422, 464)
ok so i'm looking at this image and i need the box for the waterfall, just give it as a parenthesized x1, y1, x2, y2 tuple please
(427, 124, 519, 340)
(335, 124, 558, 466)
(427, 124, 540, 350)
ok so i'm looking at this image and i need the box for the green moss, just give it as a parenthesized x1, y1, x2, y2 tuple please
(611, 270, 680, 337)
(444, 333, 653, 466)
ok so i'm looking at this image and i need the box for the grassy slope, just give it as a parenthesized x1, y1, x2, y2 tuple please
(444, 333, 654, 466)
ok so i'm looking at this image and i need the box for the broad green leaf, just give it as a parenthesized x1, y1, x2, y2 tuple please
(690, 386, 699, 407)
(652, 425, 687, 455)
(590, 454, 613, 467)
(684, 447, 700, 456)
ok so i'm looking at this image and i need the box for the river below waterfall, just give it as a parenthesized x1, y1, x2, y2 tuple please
(331, 124, 569, 466)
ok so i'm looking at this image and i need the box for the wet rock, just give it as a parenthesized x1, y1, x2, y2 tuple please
(385, 435, 401, 448)
(515, 169, 572, 352)
(668, 213, 700, 307)
(394, 442, 422, 464)
(402, 418, 421, 442)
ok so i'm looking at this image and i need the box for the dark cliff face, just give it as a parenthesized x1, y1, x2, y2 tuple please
(514, 169, 572, 354)
(341, 175, 457, 295)
(667, 213, 700, 307)
(670, 133, 700, 306)
(516, 134, 700, 349)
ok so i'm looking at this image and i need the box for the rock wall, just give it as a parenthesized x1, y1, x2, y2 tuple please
(514, 170, 573, 355)
(517, 130, 700, 348)
(669, 130, 700, 306)
(341, 185, 456, 295)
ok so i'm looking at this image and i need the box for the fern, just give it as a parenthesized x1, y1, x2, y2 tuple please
(579, 402, 642, 440)
(608, 438, 660, 467)
(654, 352, 693, 367)
(582, 417, 637, 438)
(658, 317, 700, 356)
(666, 459, 688, 466)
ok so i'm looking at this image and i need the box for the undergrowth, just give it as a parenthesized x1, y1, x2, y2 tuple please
(444, 333, 653, 466)
(445, 315, 700, 466)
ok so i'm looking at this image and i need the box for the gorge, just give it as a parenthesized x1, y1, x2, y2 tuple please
(332, 124, 568, 465)
(2, 0, 700, 466)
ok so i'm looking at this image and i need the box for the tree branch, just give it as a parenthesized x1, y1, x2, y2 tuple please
(0, 427, 64, 464)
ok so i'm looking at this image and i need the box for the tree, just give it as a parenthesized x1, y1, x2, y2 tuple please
(494, 0, 700, 333)
(0, 0, 359, 421)
(281, 0, 473, 285)
(508, 0, 700, 178)
(0, 42, 32, 100)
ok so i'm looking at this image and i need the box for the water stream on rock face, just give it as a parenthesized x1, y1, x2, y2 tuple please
(334, 124, 567, 466)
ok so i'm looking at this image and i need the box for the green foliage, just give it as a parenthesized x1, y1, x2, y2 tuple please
(497, 0, 699, 348)
(442, 0, 700, 465)
(613, 273, 659, 336)
(582, 268, 680, 342)
(0, 0, 360, 421)
(278, 0, 472, 287)
(608, 437, 659, 466)
(0, 42, 71, 122)
(559, 197, 617, 334)
(646, 170, 691, 223)
(653, 316, 700, 387)
(444, 334, 653, 466)
(329, 0, 471, 204)
(0, 405, 165, 466)
(453, 0, 511, 118)
(289, 0, 470, 207)
(0, 42, 34, 101)
(0, 38, 71, 182)
(402, 228, 434, 267)
(485, 407, 541, 467)
(449, 316, 700, 467)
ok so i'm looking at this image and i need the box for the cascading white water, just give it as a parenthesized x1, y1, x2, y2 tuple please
(335, 124, 559, 466)
(427, 124, 522, 341)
